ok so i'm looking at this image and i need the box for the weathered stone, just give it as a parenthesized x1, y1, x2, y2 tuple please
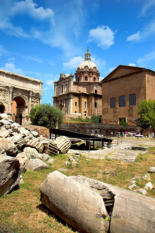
(39, 171, 109, 233)
(47, 158, 54, 164)
(0, 128, 10, 138)
(41, 153, 50, 161)
(0, 156, 20, 196)
(144, 182, 154, 190)
(0, 145, 6, 154)
(0, 138, 18, 156)
(45, 141, 59, 155)
(0, 119, 11, 126)
(137, 188, 147, 195)
(128, 184, 136, 190)
(23, 147, 41, 159)
(71, 175, 155, 233)
(149, 167, 155, 173)
(31, 131, 39, 137)
(142, 173, 151, 181)
(25, 138, 45, 153)
(16, 152, 29, 172)
(0, 113, 11, 120)
(18, 127, 31, 136)
(54, 136, 71, 154)
(27, 159, 48, 171)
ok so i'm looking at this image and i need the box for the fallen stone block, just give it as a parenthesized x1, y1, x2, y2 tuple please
(23, 147, 41, 159)
(40, 172, 155, 233)
(26, 159, 48, 171)
(45, 141, 59, 155)
(149, 167, 155, 173)
(0, 128, 10, 138)
(0, 156, 21, 196)
(0, 138, 18, 156)
(25, 138, 45, 153)
(144, 182, 154, 190)
(40, 171, 109, 233)
(54, 136, 71, 154)
(16, 152, 29, 172)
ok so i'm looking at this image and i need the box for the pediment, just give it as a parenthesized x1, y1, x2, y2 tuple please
(102, 65, 144, 82)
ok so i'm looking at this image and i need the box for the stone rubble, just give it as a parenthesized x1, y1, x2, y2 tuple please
(144, 182, 154, 190)
(149, 167, 155, 173)
(0, 113, 71, 195)
(0, 156, 21, 196)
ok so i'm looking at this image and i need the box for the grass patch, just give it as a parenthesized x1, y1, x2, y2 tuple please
(0, 142, 155, 233)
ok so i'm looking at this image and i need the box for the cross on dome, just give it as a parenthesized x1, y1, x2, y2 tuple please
(85, 48, 91, 61)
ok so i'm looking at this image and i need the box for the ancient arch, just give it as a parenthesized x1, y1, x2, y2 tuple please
(0, 103, 5, 113)
(11, 96, 26, 125)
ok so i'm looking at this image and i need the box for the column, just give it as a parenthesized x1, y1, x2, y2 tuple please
(28, 91, 32, 114)
(8, 87, 13, 114)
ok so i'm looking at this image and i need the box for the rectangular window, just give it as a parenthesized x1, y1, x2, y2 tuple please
(94, 102, 97, 108)
(119, 95, 126, 107)
(75, 101, 77, 106)
(110, 97, 116, 108)
(84, 101, 87, 109)
(129, 94, 136, 106)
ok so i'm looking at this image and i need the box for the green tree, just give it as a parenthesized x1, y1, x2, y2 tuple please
(137, 100, 155, 129)
(90, 115, 102, 123)
(29, 104, 64, 128)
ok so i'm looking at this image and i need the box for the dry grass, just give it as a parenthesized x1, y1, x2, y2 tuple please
(0, 147, 155, 233)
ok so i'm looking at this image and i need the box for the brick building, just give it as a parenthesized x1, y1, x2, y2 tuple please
(54, 49, 102, 117)
(101, 65, 155, 126)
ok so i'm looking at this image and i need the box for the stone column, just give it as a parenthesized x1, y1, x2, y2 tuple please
(8, 87, 13, 114)
(68, 95, 72, 114)
(28, 91, 32, 114)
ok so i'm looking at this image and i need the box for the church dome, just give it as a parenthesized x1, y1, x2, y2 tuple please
(78, 49, 97, 69)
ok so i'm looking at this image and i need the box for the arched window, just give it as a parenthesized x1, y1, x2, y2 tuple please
(0, 104, 5, 113)
(94, 77, 96, 82)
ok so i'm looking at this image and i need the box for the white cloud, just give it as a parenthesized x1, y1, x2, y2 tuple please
(1, 62, 23, 74)
(140, 0, 155, 16)
(128, 63, 136, 66)
(89, 26, 115, 49)
(126, 31, 141, 41)
(0, 0, 84, 56)
(137, 49, 155, 66)
(0, 19, 29, 38)
(63, 56, 83, 69)
(127, 19, 155, 42)
(11, 0, 55, 25)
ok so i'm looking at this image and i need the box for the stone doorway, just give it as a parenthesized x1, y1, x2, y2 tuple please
(0, 104, 5, 113)
(12, 96, 26, 125)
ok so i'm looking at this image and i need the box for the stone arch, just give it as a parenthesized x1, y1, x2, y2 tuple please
(11, 96, 26, 125)
(0, 103, 5, 113)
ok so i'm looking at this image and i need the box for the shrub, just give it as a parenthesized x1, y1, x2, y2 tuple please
(29, 104, 64, 129)
(137, 100, 155, 129)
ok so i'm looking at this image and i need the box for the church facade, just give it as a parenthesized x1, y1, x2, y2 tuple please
(54, 49, 102, 118)
(0, 69, 42, 124)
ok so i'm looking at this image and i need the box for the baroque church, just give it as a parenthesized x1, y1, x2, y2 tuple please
(53, 49, 102, 118)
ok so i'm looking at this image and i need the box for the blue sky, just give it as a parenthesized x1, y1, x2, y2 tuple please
(0, 0, 155, 104)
